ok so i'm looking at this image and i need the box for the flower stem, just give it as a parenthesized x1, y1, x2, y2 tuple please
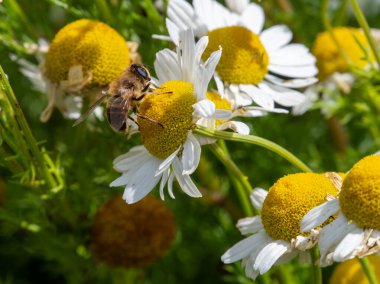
(194, 125, 312, 173)
(359, 257, 379, 284)
(310, 247, 322, 284)
(95, 0, 114, 24)
(0, 65, 59, 190)
(349, 0, 380, 68)
(209, 143, 255, 216)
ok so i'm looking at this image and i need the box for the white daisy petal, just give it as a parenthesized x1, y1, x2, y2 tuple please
(270, 52, 316, 67)
(258, 82, 305, 107)
(182, 133, 201, 175)
(270, 43, 309, 58)
(237, 216, 264, 235)
(166, 18, 180, 45)
(301, 199, 340, 232)
(172, 157, 202, 197)
(225, 0, 249, 14)
(239, 84, 275, 109)
(333, 226, 365, 262)
(154, 49, 181, 84)
(265, 74, 318, 89)
(210, 109, 232, 120)
(268, 64, 318, 79)
(244, 256, 260, 280)
(240, 3, 264, 34)
(250, 188, 268, 210)
(167, 171, 176, 199)
(193, 99, 216, 117)
(217, 121, 250, 135)
(260, 25, 293, 52)
(155, 147, 180, 177)
(159, 168, 171, 200)
(254, 240, 291, 274)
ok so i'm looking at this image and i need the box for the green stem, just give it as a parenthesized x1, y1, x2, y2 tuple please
(194, 125, 312, 173)
(277, 265, 295, 284)
(349, 0, 380, 67)
(95, 0, 114, 24)
(6, 0, 37, 38)
(209, 143, 255, 216)
(321, 0, 351, 66)
(0, 65, 58, 189)
(310, 248, 322, 284)
(359, 257, 379, 284)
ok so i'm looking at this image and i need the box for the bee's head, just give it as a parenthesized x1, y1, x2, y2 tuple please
(131, 64, 151, 81)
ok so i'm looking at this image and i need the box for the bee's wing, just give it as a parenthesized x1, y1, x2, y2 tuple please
(72, 95, 107, 127)
(107, 95, 132, 132)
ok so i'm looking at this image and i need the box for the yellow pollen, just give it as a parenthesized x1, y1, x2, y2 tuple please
(45, 19, 130, 86)
(340, 155, 380, 230)
(261, 173, 339, 242)
(313, 27, 373, 80)
(202, 26, 269, 84)
(138, 81, 196, 160)
(330, 255, 380, 284)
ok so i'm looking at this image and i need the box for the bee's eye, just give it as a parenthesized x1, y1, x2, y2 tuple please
(132, 64, 149, 80)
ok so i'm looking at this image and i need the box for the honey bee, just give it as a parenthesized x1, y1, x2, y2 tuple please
(73, 64, 162, 132)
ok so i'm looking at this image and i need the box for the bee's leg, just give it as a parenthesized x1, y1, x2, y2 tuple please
(127, 115, 139, 127)
(136, 112, 164, 128)
(133, 94, 146, 101)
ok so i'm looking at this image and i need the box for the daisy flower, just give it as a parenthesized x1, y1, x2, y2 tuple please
(159, 0, 318, 113)
(110, 28, 249, 204)
(294, 27, 374, 116)
(14, 19, 139, 122)
(222, 173, 339, 280)
(301, 154, 380, 266)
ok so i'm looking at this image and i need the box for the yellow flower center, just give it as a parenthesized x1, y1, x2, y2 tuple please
(91, 195, 176, 268)
(45, 19, 130, 86)
(340, 155, 380, 230)
(330, 255, 380, 284)
(261, 173, 339, 242)
(313, 27, 372, 80)
(138, 81, 196, 160)
(202, 26, 269, 84)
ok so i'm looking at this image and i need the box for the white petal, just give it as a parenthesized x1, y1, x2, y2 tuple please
(155, 147, 180, 177)
(167, 171, 176, 199)
(225, 0, 249, 14)
(166, 18, 180, 45)
(250, 188, 268, 210)
(178, 28, 196, 83)
(268, 64, 318, 79)
(301, 199, 340, 232)
(270, 52, 316, 67)
(154, 48, 181, 84)
(193, 99, 216, 117)
(172, 157, 202, 197)
(159, 168, 170, 200)
(260, 25, 292, 52)
(237, 216, 264, 235)
(218, 121, 250, 135)
(226, 84, 253, 107)
(333, 226, 365, 262)
(265, 74, 318, 89)
(193, 0, 231, 31)
(222, 230, 270, 263)
(240, 3, 265, 34)
(210, 109, 232, 120)
(270, 43, 309, 58)
(254, 240, 291, 274)
(258, 82, 305, 107)
(239, 84, 274, 109)
(182, 133, 201, 175)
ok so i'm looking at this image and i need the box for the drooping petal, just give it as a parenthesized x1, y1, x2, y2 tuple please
(237, 216, 264, 235)
(301, 199, 340, 232)
(182, 133, 201, 175)
(258, 82, 305, 107)
(254, 240, 291, 274)
(333, 226, 365, 262)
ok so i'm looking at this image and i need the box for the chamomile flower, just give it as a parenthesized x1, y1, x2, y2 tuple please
(294, 27, 373, 116)
(222, 173, 339, 280)
(301, 154, 380, 266)
(15, 19, 140, 122)
(160, 0, 318, 114)
(110, 29, 248, 204)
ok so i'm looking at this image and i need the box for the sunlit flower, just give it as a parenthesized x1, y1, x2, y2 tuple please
(222, 173, 339, 280)
(91, 194, 176, 268)
(158, 0, 318, 114)
(330, 255, 380, 284)
(301, 154, 380, 266)
(15, 19, 139, 122)
(294, 27, 373, 116)
(111, 29, 248, 204)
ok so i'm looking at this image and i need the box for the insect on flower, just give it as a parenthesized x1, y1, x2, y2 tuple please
(73, 64, 163, 132)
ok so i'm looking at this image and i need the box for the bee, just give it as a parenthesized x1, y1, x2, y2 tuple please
(73, 64, 163, 132)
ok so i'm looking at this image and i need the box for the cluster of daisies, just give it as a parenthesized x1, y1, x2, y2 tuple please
(223, 153, 380, 279)
(15, 0, 380, 281)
